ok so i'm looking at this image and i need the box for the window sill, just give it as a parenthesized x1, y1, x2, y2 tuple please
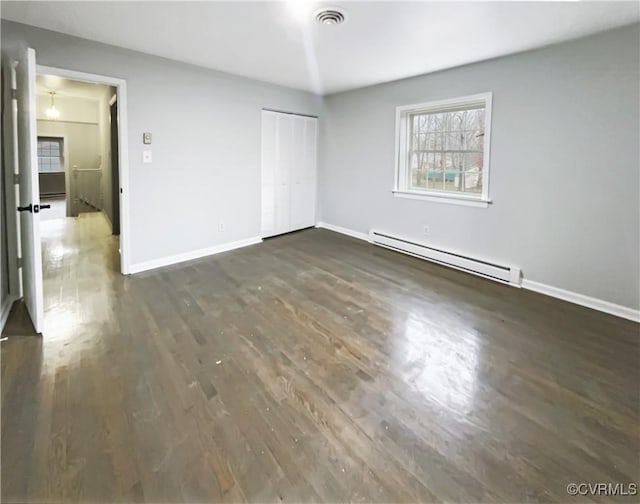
(392, 190, 491, 208)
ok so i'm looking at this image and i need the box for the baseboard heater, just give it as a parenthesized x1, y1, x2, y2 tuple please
(369, 230, 521, 286)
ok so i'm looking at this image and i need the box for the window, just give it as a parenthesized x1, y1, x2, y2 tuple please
(394, 93, 492, 207)
(37, 137, 64, 173)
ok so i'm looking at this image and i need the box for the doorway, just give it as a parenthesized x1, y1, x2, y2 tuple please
(35, 64, 131, 277)
(36, 75, 119, 224)
(34, 75, 123, 332)
(1, 47, 133, 335)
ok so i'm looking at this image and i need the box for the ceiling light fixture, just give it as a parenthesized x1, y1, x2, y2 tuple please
(314, 7, 347, 25)
(46, 92, 60, 120)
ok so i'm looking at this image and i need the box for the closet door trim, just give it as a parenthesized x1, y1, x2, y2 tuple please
(261, 109, 318, 238)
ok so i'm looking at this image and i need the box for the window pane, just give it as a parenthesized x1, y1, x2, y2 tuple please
(449, 110, 464, 131)
(412, 168, 428, 189)
(445, 170, 461, 192)
(446, 131, 464, 151)
(465, 109, 484, 130)
(429, 133, 444, 151)
(401, 98, 488, 199)
(462, 152, 483, 193)
(430, 113, 445, 132)
(426, 170, 442, 191)
(37, 138, 64, 173)
(410, 152, 428, 189)
(412, 114, 428, 135)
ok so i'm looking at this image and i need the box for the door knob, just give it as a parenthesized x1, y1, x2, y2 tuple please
(17, 203, 50, 213)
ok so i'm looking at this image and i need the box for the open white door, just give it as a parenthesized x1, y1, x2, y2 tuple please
(13, 48, 44, 333)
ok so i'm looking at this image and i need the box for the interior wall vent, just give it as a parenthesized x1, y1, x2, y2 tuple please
(315, 8, 347, 25)
(369, 230, 522, 286)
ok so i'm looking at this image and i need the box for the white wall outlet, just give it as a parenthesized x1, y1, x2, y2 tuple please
(423, 225, 430, 235)
(218, 222, 224, 232)
(142, 150, 152, 163)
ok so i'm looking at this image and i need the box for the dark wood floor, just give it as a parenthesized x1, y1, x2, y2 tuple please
(2, 213, 639, 503)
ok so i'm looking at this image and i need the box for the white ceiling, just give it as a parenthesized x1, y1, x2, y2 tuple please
(3, 1, 639, 95)
(36, 74, 111, 100)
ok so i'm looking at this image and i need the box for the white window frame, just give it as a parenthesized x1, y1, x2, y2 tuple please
(37, 136, 65, 173)
(393, 92, 493, 208)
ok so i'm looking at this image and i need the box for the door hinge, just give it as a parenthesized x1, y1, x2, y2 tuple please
(11, 89, 17, 100)
(16, 257, 22, 268)
(13, 173, 19, 185)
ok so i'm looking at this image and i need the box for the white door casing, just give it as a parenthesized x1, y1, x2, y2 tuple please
(35, 63, 131, 275)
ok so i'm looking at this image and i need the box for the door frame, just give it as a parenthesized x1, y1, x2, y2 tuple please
(36, 65, 132, 274)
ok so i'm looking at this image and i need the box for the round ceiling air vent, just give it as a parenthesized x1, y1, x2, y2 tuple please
(314, 7, 347, 25)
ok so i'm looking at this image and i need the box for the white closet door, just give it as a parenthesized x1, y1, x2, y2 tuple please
(261, 111, 277, 237)
(275, 114, 294, 235)
(261, 110, 317, 238)
(301, 117, 317, 227)
(289, 115, 308, 230)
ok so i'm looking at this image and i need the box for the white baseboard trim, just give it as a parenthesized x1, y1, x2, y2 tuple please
(129, 236, 263, 274)
(316, 222, 639, 323)
(315, 221, 370, 242)
(1, 296, 16, 333)
(521, 279, 639, 323)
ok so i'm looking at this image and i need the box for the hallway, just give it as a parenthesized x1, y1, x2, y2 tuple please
(2, 212, 120, 337)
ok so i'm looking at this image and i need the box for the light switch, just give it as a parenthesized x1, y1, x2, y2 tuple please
(143, 132, 152, 144)
(143, 150, 152, 163)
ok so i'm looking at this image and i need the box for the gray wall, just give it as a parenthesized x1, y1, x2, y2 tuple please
(319, 24, 640, 310)
(2, 20, 322, 266)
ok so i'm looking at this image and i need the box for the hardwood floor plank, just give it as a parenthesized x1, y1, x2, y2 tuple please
(2, 214, 638, 503)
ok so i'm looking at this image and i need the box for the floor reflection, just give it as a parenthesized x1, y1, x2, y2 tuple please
(40, 196, 67, 221)
(392, 303, 480, 417)
(40, 212, 119, 347)
(2, 225, 638, 503)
